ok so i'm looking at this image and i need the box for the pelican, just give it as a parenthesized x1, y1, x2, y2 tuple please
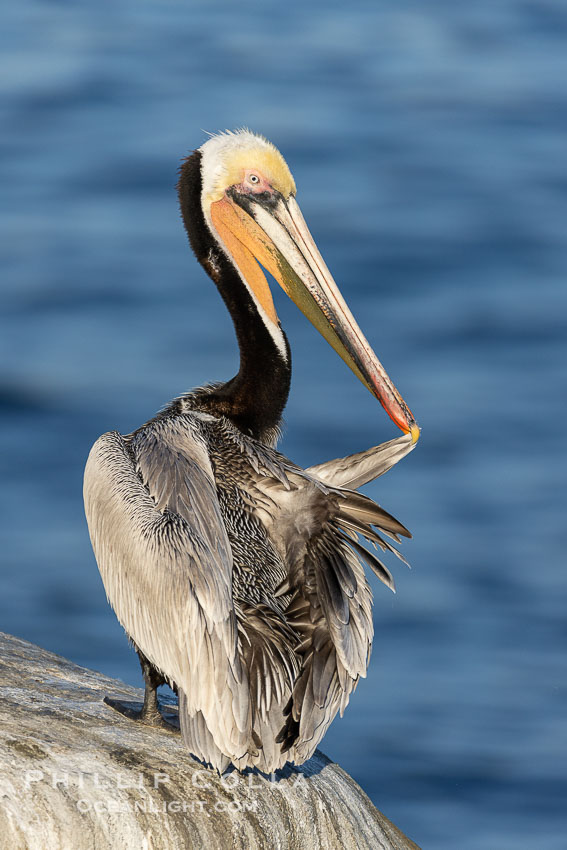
(84, 129, 419, 773)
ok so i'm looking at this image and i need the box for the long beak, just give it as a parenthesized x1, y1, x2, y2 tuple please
(210, 192, 419, 442)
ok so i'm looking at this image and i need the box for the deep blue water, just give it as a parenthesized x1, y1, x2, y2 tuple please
(1, 2, 566, 847)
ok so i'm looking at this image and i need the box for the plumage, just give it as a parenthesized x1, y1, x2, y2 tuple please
(84, 129, 418, 774)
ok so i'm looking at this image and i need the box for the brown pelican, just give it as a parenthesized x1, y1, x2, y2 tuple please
(84, 129, 419, 773)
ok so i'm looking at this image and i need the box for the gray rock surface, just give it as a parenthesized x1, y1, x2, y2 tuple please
(0, 632, 420, 849)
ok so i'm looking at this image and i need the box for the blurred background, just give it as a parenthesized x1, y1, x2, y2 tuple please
(1, 1, 566, 847)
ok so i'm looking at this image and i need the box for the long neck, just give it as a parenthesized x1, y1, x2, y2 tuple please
(177, 150, 291, 440)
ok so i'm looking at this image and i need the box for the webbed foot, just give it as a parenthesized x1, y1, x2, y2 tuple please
(103, 695, 179, 731)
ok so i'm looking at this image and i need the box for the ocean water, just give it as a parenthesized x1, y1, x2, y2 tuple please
(1, 2, 566, 847)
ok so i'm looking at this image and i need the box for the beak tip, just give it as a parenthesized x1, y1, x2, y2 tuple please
(409, 423, 421, 445)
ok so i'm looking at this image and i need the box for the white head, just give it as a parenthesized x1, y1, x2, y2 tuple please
(193, 129, 419, 440)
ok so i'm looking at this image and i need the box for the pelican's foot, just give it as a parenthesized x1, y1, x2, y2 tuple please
(103, 695, 180, 732)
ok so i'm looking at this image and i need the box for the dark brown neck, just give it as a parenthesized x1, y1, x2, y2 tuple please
(177, 150, 291, 440)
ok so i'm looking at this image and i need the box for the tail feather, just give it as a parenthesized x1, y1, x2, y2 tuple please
(178, 692, 232, 774)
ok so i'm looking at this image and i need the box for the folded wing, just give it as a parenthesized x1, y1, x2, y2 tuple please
(83, 417, 252, 769)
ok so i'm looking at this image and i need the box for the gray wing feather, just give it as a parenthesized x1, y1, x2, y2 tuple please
(275, 436, 414, 764)
(305, 432, 415, 490)
(83, 420, 251, 763)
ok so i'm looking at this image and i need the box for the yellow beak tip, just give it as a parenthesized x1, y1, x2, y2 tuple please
(409, 423, 421, 445)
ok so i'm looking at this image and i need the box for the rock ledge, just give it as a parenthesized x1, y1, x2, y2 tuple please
(0, 632, 419, 849)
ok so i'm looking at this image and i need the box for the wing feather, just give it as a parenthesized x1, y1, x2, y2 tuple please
(305, 432, 415, 489)
(83, 419, 252, 764)
(272, 436, 413, 765)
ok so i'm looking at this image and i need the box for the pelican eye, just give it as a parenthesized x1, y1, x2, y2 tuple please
(248, 174, 260, 184)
